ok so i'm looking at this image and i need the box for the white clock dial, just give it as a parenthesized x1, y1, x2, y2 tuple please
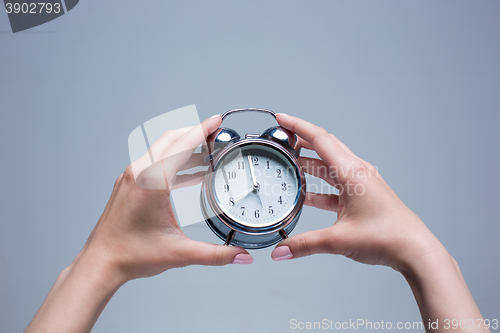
(213, 144, 299, 226)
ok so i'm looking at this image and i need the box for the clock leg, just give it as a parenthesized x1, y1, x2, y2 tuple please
(223, 229, 235, 246)
(279, 229, 288, 239)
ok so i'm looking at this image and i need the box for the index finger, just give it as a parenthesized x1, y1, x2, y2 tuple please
(164, 115, 222, 171)
(133, 115, 222, 189)
(276, 114, 353, 172)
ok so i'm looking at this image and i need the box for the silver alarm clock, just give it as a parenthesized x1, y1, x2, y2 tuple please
(201, 109, 306, 249)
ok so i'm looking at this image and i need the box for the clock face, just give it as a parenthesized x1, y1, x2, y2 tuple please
(212, 144, 299, 227)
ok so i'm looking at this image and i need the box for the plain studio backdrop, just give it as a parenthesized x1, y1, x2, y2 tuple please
(1, 1, 499, 332)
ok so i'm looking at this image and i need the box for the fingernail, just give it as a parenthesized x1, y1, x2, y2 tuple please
(276, 113, 288, 117)
(271, 246, 293, 261)
(232, 253, 254, 264)
(210, 114, 222, 119)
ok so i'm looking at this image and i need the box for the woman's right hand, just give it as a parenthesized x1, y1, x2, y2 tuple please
(271, 114, 445, 271)
(271, 115, 490, 332)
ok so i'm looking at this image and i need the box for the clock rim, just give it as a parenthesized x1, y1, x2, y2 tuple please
(203, 138, 306, 234)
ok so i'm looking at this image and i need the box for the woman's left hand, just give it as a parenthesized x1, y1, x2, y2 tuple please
(25, 115, 253, 333)
(79, 115, 253, 283)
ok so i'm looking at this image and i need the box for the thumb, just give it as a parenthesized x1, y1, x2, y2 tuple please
(271, 226, 341, 261)
(182, 239, 254, 266)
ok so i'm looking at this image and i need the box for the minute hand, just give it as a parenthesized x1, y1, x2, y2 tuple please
(247, 155, 259, 189)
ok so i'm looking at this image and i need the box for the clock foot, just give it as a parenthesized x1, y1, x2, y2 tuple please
(279, 229, 288, 239)
(223, 229, 235, 246)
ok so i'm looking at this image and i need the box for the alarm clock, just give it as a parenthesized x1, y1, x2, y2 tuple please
(200, 109, 306, 249)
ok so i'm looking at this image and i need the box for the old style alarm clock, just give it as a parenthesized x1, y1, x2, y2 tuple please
(200, 109, 306, 249)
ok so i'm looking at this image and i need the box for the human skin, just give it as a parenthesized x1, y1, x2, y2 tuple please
(24, 115, 254, 333)
(24, 114, 490, 333)
(270, 114, 490, 333)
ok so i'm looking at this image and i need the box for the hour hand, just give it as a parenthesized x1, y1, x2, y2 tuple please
(234, 187, 254, 205)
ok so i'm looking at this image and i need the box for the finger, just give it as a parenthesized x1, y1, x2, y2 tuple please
(131, 115, 221, 180)
(331, 134, 355, 156)
(135, 152, 209, 190)
(304, 192, 339, 212)
(135, 160, 169, 190)
(148, 116, 221, 189)
(130, 126, 195, 179)
(162, 116, 222, 177)
(295, 133, 355, 162)
(299, 129, 354, 157)
(276, 114, 353, 176)
(168, 115, 222, 157)
(271, 226, 344, 260)
(296, 134, 353, 156)
(298, 156, 337, 187)
(182, 239, 253, 266)
(176, 152, 209, 172)
(149, 126, 194, 163)
(171, 171, 206, 190)
(296, 135, 314, 151)
(126, 114, 221, 189)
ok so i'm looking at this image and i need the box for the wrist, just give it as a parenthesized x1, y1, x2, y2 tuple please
(395, 225, 460, 291)
(395, 232, 486, 328)
(25, 247, 128, 333)
(69, 246, 129, 294)
(399, 246, 457, 283)
(390, 212, 453, 277)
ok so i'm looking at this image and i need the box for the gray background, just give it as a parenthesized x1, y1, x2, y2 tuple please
(1, 1, 499, 332)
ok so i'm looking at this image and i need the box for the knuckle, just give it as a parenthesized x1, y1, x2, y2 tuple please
(340, 160, 369, 183)
(323, 228, 338, 253)
(351, 161, 379, 181)
(325, 198, 336, 212)
(210, 247, 226, 266)
(351, 163, 368, 178)
(310, 128, 330, 145)
(172, 135, 195, 152)
(114, 173, 124, 188)
(123, 165, 135, 181)
(295, 235, 312, 257)
(160, 129, 175, 140)
(365, 162, 380, 178)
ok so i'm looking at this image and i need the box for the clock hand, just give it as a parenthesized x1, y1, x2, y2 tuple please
(255, 189, 263, 208)
(246, 154, 263, 208)
(230, 155, 262, 206)
(247, 155, 259, 190)
(234, 186, 254, 205)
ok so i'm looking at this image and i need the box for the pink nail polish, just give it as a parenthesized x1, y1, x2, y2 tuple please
(210, 114, 222, 119)
(276, 113, 288, 117)
(271, 246, 293, 261)
(232, 253, 254, 264)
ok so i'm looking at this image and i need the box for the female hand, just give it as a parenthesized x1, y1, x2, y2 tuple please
(25, 115, 253, 333)
(270, 115, 489, 333)
(270, 114, 442, 271)
(80, 115, 254, 283)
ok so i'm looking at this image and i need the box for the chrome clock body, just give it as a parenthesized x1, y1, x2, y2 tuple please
(200, 109, 306, 249)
